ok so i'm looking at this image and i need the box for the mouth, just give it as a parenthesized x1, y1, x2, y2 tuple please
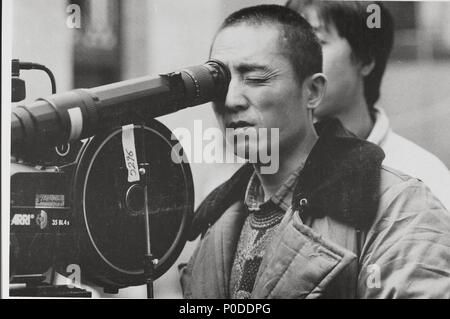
(226, 120, 254, 130)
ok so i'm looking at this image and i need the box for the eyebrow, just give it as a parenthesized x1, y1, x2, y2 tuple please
(235, 63, 270, 74)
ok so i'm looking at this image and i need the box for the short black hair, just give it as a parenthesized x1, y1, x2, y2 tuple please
(286, 0, 394, 111)
(212, 4, 322, 85)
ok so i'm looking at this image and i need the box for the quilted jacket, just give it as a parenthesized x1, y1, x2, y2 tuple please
(181, 119, 450, 298)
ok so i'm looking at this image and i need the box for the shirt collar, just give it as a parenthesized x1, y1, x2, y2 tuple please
(244, 165, 303, 212)
(366, 106, 391, 146)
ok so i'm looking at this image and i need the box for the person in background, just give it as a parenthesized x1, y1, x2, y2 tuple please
(286, 0, 450, 209)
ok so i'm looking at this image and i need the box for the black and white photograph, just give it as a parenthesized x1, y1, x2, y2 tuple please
(2, 0, 450, 301)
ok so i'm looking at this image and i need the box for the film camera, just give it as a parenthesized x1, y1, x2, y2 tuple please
(10, 60, 230, 297)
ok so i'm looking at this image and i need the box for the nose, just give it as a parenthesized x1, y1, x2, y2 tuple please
(224, 78, 248, 112)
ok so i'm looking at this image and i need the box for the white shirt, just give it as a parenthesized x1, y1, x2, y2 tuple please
(367, 107, 450, 210)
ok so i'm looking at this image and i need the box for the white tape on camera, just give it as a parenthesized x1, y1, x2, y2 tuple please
(122, 124, 140, 183)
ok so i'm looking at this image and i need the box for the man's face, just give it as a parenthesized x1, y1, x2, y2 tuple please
(210, 24, 310, 161)
(303, 6, 362, 119)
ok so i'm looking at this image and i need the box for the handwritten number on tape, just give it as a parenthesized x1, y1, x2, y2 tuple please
(122, 124, 140, 182)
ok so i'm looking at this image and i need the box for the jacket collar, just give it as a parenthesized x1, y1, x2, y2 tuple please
(292, 117, 385, 230)
(366, 106, 391, 146)
(188, 118, 385, 240)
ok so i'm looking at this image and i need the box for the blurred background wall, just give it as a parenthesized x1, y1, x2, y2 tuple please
(12, 0, 74, 102)
(11, 0, 450, 298)
(379, 1, 450, 167)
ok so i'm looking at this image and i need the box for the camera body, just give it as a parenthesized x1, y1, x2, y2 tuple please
(10, 59, 229, 295)
(10, 119, 194, 293)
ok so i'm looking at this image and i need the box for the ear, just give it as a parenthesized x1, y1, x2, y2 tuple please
(304, 73, 327, 111)
(360, 58, 375, 77)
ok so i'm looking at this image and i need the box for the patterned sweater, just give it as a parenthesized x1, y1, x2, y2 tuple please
(229, 166, 303, 299)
